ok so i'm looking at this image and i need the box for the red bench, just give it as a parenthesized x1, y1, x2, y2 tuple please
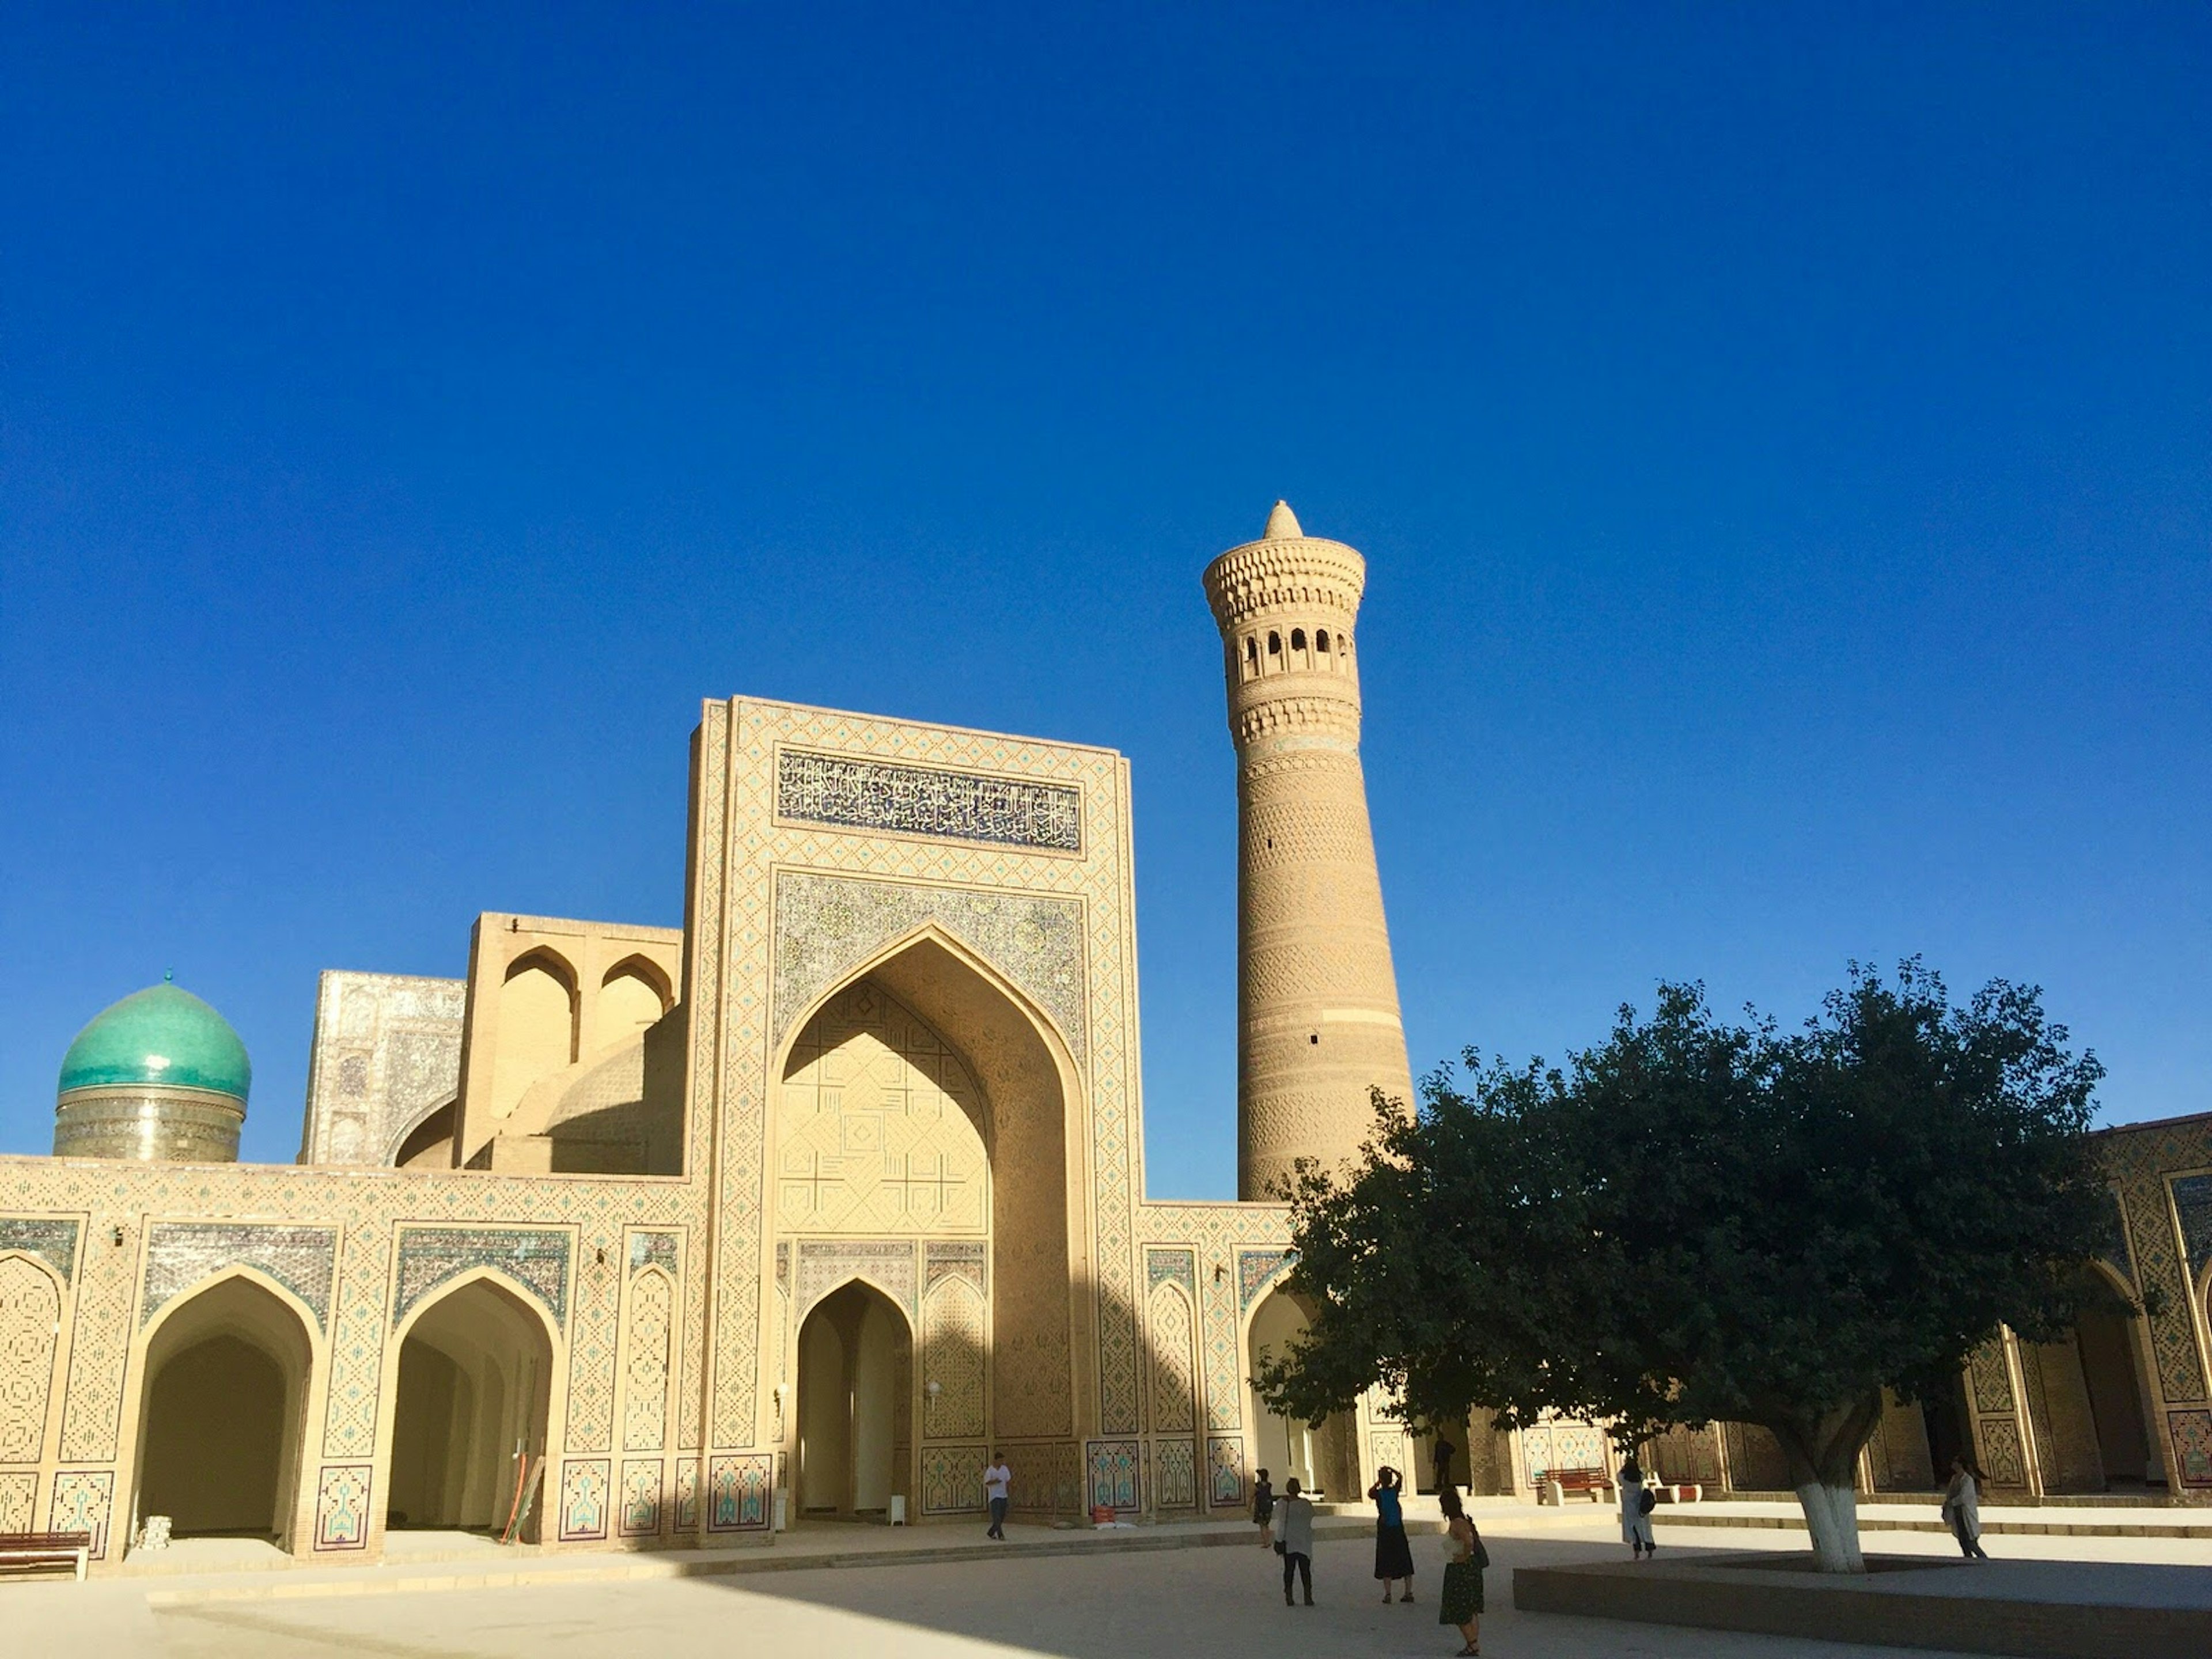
(0, 1531, 92, 1581)
(1550, 1467, 1615, 1502)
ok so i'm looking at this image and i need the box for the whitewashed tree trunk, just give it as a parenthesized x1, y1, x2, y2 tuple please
(1793, 1480, 1864, 1574)
(1767, 1390, 1884, 1574)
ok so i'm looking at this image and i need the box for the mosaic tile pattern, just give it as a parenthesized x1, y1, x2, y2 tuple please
(1154, 1435, 1197, 1508)
(566, 1230, 622, 1452)
(620, 1457, 662, 1535)
(1147, 1280, 1196, 1434)
(393, 1227, 572, 1327)
(2097, 1188, 2135, 1283)
(143, 1222, 338, 1327)
(922, 1277, 986, 1439)
(1369, 1426, 1411, 1484)
(1145, 1247, 1196, 1295)
(794, 1238, 917, 1320)
(313, 1465, 370, 1550)
(300, 972, 464, 1166)
(60, 1221, 136, 1462)
(48, 1468, 112, 1558)
(925, 1238, 986, 1295)
(707, 1452, 771, 1530)
(674, 1456, 699, 1532)
(1978, 1418, 2027, 1487)
(630, 1231, 680, 1277)
(2105, 1124, 2211, 1407)
(0, 1218, 79, 1284)
(1088, 1438, 1140, 1511)
(1968, 1339, 2015, 1413)
(1206, 1435, 1244, 1507)
(0, 1470, 34, 1532)
(777, 749, 1082, 853)
(772, 872, 1088, 1063)
(1237, 1248, 1295, 1310)
(0, 1256, 62, 1461)
(2172, 1175, 2212, 1285)
(560, 1459, 610, 1540)
(922, 1443, 988, 1514)
(2168, 1408, 2212, 1487)
(622, 1266, 674, 1453)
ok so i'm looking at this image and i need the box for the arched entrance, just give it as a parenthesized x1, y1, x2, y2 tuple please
(2074, 1267, 2157, 1488)
(133, 1274, 312, 1545)
(796, 1281, 912, 1520)
(1245, 1287, 1358, 1499)
(387, 1277, 553, 1539)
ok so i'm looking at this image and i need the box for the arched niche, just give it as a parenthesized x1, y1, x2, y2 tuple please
(600, 957, 672, 1041)
(387, 1274, 555, 1539)
(775, 928, 1082, 1443)
(132, 1272, 315, 1546)
(796, 1279, 912, 1520)
(1243, 1287, 1358, 1500)
(0, 1253, 65, 1464)
(490, 950, 579, 1124)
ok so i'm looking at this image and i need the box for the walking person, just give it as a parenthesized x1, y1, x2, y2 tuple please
(1252, 1467, 1275, 1548)
(1942, 1456, 1990, 1559)
(1430, 1432, 1456, 1495)
(1436, 1484, 1487, 1656)
(1619, 1456, 1657, 1559)
(1369, 1465, 1416, 1602)
(1277, 1476, 1316, 1606)
(983, 1450, 1012, 1540)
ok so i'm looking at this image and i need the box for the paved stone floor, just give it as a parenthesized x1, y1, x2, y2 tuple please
(11, 1516, 2210, 1657)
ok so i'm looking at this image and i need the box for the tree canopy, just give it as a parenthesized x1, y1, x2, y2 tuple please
(1256, 961, 2120, 1571)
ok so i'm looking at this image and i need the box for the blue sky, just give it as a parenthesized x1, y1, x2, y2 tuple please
(2, 4, 2206, 1188)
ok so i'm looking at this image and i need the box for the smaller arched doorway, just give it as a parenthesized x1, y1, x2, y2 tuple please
(1245, 1288, 1358, 1499)
(387, 1277, 554, 1539)
(796, 1281, 911, 1521)
(134, 1275, 313, 1546)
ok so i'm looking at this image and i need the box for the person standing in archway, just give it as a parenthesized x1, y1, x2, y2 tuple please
(983, 1451, 1012, 1540)
(1430, 1432, 1456, 1495)
(1252, 1467, 1275, 1548)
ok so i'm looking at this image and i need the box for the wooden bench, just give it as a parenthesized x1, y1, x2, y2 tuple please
(0, 1532, 92, 1581)
(1550, 1467, 1615, 1502)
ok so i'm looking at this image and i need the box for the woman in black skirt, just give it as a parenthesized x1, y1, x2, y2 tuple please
(1437, 1484, 1486, 1655)
(1369, 1465, 1415, 1601)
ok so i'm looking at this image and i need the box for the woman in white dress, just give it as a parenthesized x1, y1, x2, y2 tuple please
(1618, 1457, 1656, 1559)
(1942, 1457, 1989, 1559)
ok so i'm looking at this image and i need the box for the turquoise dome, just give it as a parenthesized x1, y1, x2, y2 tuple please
(58, 981, 252, 1102)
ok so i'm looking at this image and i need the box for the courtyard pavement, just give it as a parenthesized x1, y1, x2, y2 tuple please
(7, 1514, 2208, 1657)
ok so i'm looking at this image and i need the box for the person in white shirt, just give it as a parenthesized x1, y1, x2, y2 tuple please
(983, 1452, 1012, 1539)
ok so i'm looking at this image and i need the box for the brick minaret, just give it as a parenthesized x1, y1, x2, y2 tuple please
(1203, 502, 1415, 1200)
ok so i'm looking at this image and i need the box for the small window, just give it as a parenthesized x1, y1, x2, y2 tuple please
(1290, 628, 1306, 652)
(1316, 629, 1331, 652)
(1245, 637, 1259, 666)
(1268, 632, 1281, 655)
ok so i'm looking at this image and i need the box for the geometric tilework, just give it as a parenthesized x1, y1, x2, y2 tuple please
(1968, 1339, 2016, 1414)
(2172, 1175, 2212, 1286)
(1237, 1249, 1294, 1310)
(622, 1267, 674, 1453)
(394, 1228, 571, 1327)
(565, 1237, 621, 1453)
(674, 1456, 700, 1532)
(0, 1256, 62, 1463)
(0, 1218, 78, 1285)
(0, 1469, 34, 1531)
(47, 1469, 112, 1558)
(2096, 1188, 2135, 1283)
(2168, 1408, 2212, 1488)
(1086, 1439, 1140, 1512)
(559, 1459, 610, 1541)
(629, 1231, 679, 1277)
(1206, 1434, 1245, 1507)
(1154, 1434, 1196, 1509)
(619, 1457, 662, 1536)
(1146, 1280, 1196, 1435)
(1145, 1248, 1195, 1295)
(707, 1452, 771, 1531)
(775, 749, 1083, 855)
(59, 1225, 135, 1464)
(313, 1465, 371, 1550)
(143, 1222, 338, 1327)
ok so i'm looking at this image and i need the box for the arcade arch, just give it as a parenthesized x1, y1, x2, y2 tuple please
(387, 1275, 554, 1537)
(1244, 1287, 1358, 1498)
(132, 1273, 313, 1544)
(796, 1280, 912, 1519)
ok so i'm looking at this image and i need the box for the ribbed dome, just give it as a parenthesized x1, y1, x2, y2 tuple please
(58, 982, 252, 1102)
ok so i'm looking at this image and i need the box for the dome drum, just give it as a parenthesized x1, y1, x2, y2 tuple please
(53, 1085, 245, 1162)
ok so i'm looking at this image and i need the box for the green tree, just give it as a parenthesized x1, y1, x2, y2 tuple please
(1256, 961, 2121, 1573)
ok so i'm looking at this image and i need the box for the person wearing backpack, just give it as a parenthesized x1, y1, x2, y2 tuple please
(1436, 1484, 1488, 1655)
(1619, 1456, 1657, 1559)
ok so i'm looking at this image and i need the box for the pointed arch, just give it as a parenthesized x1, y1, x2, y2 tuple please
(128, 1267, 319, 1547)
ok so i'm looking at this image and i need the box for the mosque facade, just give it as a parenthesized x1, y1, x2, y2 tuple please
(1, 508, 2209, 1570)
